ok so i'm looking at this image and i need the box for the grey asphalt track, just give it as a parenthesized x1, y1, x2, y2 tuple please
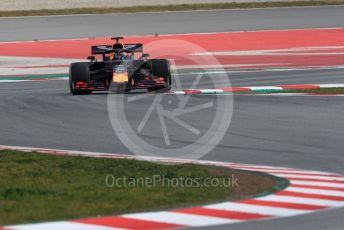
(1, 6, 344, 42)
(1, 6, 344, 230)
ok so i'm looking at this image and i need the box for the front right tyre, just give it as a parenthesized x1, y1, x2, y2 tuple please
(69, 62, 92, 95)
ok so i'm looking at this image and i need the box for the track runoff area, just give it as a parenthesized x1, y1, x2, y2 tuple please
(1, 27, 344, 95)
(1, 28, 344, 229)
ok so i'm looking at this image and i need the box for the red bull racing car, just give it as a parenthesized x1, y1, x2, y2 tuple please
(69, 37, 171, 94)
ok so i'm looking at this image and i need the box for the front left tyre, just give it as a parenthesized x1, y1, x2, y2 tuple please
(149, 59, 172, 93)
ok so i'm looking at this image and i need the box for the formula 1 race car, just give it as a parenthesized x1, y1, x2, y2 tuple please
(69, 37, 171, 95)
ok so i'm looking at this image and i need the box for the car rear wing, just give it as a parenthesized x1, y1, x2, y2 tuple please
(91, 44, 143, 55)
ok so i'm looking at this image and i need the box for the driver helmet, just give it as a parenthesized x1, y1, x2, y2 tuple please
(119, 51, 127, 60)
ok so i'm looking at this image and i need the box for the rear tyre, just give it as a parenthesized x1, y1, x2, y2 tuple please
(69, 62, 92, 95)
(150, 59, 171, 93)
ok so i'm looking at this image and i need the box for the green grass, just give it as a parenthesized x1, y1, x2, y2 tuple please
(1, 1, 344, 17)
(0, 150, 282, 225)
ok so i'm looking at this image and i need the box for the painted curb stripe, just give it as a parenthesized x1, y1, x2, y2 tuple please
(243, 93, 344, 97)
(172, 207, 271, 220)
(246, 86, 283, 91)
(258, 195, 344, 207)
(7, 222, 124, 230)
(227, 165, 296, 171)
(235, 199, 326, 210)
(171, 84, 344, 95)
(1, 145, 344, 230)
(290, 184, 344, 192)
(286, 177, 344, 184)
(74, 216, 184, 229)
(290, 180, 344, 188)
(223, 87, 250, 92)
(270, 173, 344, 179)
(319, 84, 344, 88)
(226, 167, 340, 176)
(280, 85, 320, 89)
(204, 202, 309, 216)
(223, 163, 294, 170)
(276, 191, 344, 201)
(199, 89, 224, 94)
(122, 212, 238, 226)
(183, 89, 202, 94)
(1, 75, 343, 98)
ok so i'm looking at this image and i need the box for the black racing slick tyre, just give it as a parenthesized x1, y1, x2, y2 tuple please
(69, 62, 91, 95)
(150, 59, 171, 93)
